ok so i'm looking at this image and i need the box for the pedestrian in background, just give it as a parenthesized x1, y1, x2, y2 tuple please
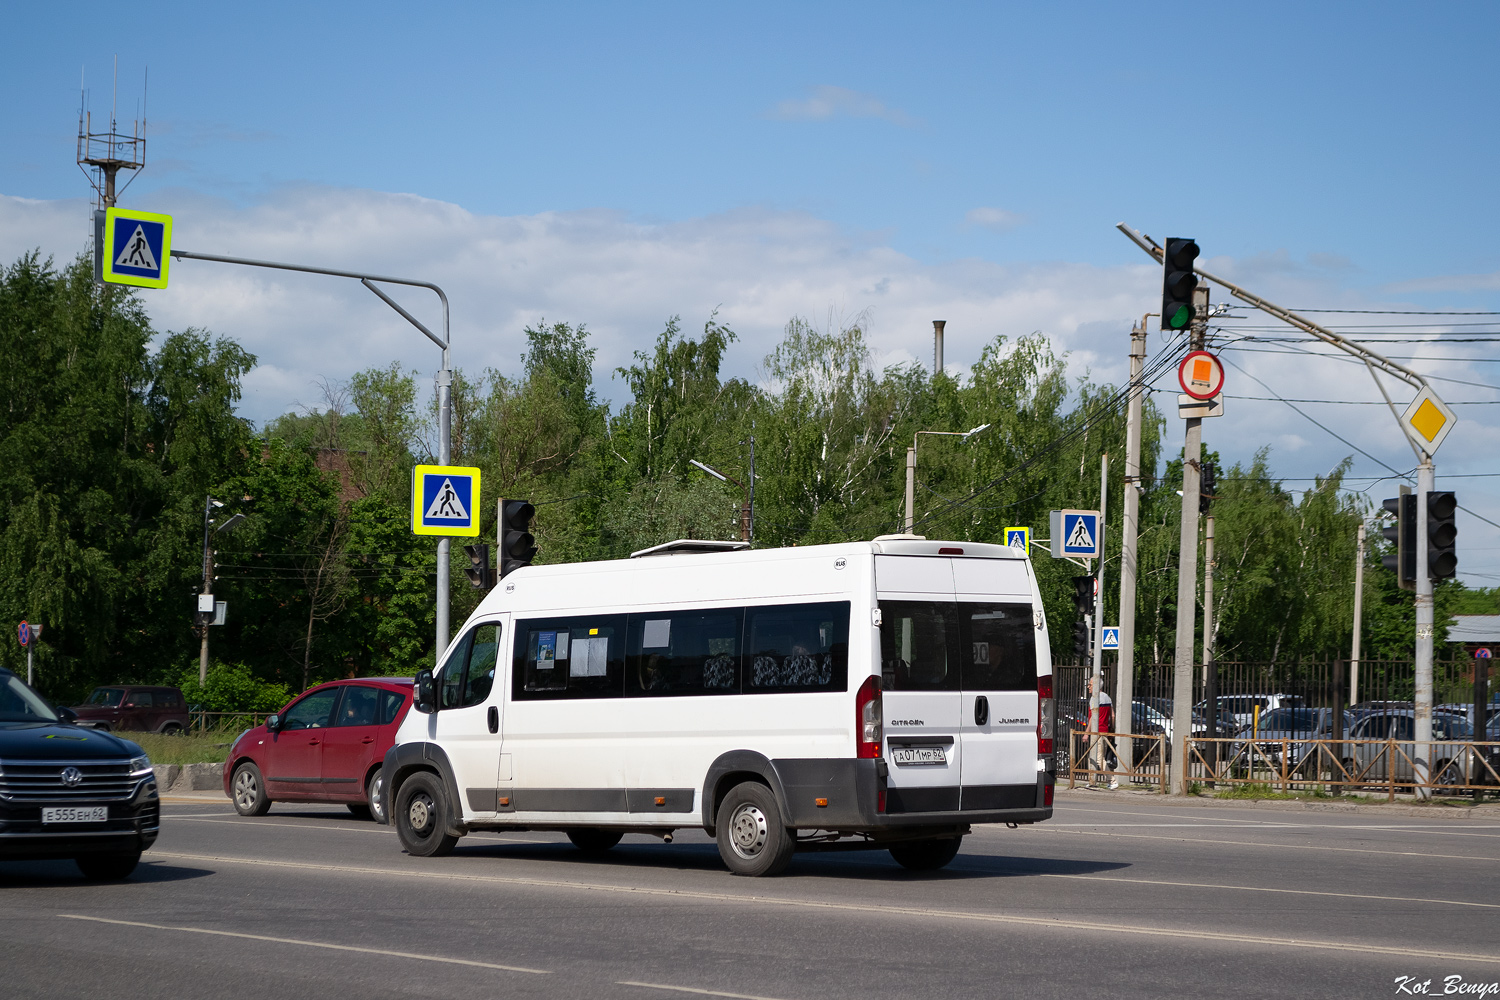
(1088, 676, 1119, 789)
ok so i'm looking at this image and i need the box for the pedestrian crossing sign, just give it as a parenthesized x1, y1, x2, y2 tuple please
(100, 208, 172, 288)
(412, 464, 482, 536)
(1049, 508, 1102, 558)
(1004, 527, 1030, 551)
(1101, 627, 1120, 650)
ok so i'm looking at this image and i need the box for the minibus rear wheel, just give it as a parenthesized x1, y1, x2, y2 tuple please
(395, 772, 459, 857)
(716, 781, 795, 877)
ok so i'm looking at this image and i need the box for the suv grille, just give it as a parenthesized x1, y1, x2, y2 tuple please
(0, 760, 142, 801)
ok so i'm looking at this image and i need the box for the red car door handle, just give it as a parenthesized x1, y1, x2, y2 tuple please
(361, 737, 376, 744)
(307, 739, 321, 746)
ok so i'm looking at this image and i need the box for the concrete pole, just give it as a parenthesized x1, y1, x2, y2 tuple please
(933, 320, 946, 375)
(1169, 417, 1203, 795)
(199, 494, 214, 686)
(1351, 521, 1366, 706)
(1414, 457, 1435, 797)
(1116, 321, 1146, 774)
(904, 446, 917, 533)
(1203, 515, 1215, 686)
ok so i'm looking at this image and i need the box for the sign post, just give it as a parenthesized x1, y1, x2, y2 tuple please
(18, 621, 41, 686)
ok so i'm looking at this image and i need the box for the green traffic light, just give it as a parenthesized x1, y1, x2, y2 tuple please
(1168, 303, 1193, 329)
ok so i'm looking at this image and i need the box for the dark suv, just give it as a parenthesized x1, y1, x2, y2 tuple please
(0, 668, 159, 878)
(71, 685, 190, 734)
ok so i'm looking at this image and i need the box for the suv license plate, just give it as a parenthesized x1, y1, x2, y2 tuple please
(892, 746, 947, 766)
(42, 806, 108, 824)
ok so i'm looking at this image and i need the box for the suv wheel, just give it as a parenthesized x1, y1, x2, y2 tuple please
(76, 851, 141, 880)
(231, 761, 272, 816)
(395, 772, 459, 857)
(159, 722, 185, 736)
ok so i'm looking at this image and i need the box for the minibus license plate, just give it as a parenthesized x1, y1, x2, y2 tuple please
(892, 746, 946, 766)
(42, 806, 108, 824)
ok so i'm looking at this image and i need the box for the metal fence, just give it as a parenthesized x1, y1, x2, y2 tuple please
(1065, 729, 1500, 798)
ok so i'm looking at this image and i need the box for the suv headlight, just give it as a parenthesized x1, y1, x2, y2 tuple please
(129, 755, 152, 775)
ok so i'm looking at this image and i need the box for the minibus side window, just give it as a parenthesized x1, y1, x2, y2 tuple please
(439, 623, 501, 709)
(960, 603, 1036, 691)
(512, 615, 626, 700)
(744, 601, 850, 693)
(627, 609, 744, 696)
(878, 601, 959, 691)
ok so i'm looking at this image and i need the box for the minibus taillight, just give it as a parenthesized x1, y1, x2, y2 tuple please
(1037, 674, 1055, 756)
(856, 675, 883, 759)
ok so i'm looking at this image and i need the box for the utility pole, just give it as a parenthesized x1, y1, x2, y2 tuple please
(1351, 521, 1366, 705)
(1415, 459, 1434, 796)
(1116, 318, 1148, 774)
(199, 495, 216, 686)
(1168, 298, 1208, 795)
(1202, 514, 1215, 687)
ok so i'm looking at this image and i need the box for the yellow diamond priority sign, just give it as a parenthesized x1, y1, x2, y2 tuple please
(1401, 386, 1456, 455)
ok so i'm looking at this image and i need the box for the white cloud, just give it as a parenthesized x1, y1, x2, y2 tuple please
(2, 186, 1497, 583)
(964, 206, 1026, 233)
(764, 85, 916, 127)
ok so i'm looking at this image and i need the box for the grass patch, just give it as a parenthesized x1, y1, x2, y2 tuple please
(117, 729, 239, 766)
(1214, 783, 1300, 800)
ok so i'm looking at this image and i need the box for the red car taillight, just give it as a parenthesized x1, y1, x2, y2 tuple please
(856, 675, 882, 759)
(1037, 674, 1055, 756)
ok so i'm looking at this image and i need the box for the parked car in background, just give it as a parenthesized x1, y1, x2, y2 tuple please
(1351, 700, 1411, 720)
(1195, 693, 1306, 730)
(224, 677, 413, 823)
(1231, 707, 1355, 775)
(0, 667, 159, 879)
(70, 686, 189, 734)
(1346, 709, 1473, 787)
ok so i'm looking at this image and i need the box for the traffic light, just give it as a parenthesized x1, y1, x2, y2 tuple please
(498, 498, 538, 578)
(1427, 491, 1457, 581)
(1071, 621, 1090, 662)
(1161, 238, 1200, 332)
(1200, 459, 1216, 515)
(463, 543, 494, 589)
(1381, 490, 1415, 592)
(1072, 575, 1095, 616)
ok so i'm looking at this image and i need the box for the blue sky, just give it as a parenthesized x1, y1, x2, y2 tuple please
(4, 2, 1499, 583)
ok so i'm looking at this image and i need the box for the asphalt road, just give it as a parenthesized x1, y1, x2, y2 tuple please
(2, 789, 1498, 1000)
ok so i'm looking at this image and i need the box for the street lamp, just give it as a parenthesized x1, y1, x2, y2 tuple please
(198, 496, 246, 685)
(690, 458, 752, 543)
(905, 424, 991, 533)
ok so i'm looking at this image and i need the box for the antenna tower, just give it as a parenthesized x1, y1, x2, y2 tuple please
(77, 58, 147, 210)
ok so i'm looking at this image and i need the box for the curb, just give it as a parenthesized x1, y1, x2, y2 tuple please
(152, 762, 223, 795)
(1055, 784, 1500, 820)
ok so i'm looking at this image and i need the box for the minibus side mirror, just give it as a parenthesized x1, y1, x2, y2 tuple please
(413, 670, 436, 714)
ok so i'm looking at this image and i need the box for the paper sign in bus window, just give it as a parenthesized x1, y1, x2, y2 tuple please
(570, 637, 608, 677)
(642, 619, 672, 648)
(536, 632, 557, 669)
(554, 632, 569, 659)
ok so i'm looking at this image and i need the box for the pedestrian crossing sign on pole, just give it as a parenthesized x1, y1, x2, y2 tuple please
(1049, 509, 1101, 558)
(1004, 526, 1030, 551)
(412, 464, 482, 537)
(1100, 627, 1120, 650)
(98, 208, 173, 288)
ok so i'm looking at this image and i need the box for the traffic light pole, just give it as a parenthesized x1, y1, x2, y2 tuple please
(1170, 414, 1202, 796)
(168, 248, 454, 660)
(1090, 454, 1109, 781)
(1117, 222, 1443, 799)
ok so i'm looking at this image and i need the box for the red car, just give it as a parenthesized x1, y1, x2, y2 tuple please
(223, 677, 413, 823)
(71, 685, 190, 734)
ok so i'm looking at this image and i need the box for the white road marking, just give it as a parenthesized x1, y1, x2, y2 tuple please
(148, 852, 1500, 967)
(57, 914, 550, 974)
(619, 981, 800, 1000)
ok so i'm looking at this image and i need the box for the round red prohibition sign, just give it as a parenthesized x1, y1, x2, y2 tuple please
(1178, 350, 1225, 400)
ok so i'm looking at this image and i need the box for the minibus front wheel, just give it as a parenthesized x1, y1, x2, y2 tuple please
(716, 781, 795, 877)
(395, 771, 459, 857)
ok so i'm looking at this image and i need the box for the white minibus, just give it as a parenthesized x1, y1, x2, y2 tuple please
(383, 536, 1056, 876)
